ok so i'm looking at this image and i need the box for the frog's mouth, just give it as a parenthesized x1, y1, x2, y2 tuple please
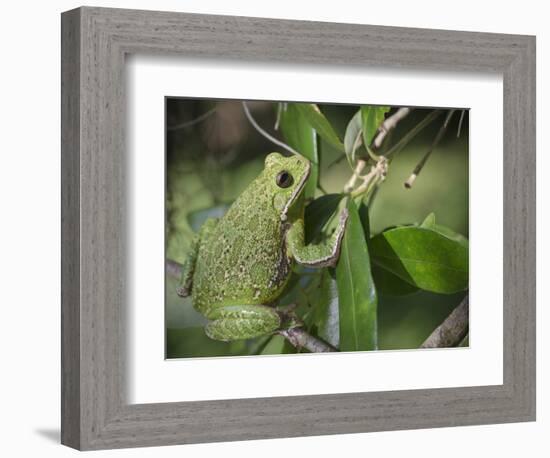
(280, 159, 311, 222)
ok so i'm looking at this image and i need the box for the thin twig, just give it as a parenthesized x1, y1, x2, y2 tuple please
(404, 109, 455, 189)
(242, 101, 299, 156)
(457, 109, 466, 138)
(279, 328, 336, 352)
(343, 159, 367, 193)
(349, 157, 388, 198)
(420, 295, 469, 348)
(167, 107, 216, 131)
(385, 109, 443, 157)
(372, 107, 412, 149)
(274, 102, 285, 131)
(332, 108, 412, 168)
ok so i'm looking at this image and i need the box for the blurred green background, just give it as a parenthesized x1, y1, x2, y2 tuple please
(165, 98, 469, 358)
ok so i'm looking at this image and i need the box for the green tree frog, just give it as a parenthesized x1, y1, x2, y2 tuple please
(177, 152, 348, 341)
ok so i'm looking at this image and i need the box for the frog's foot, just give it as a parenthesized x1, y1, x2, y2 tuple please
(277, 307, 303, 331)
(276, 307, 305, 349)
(205, 305, 281, 342)
(176, 284, 191, 298)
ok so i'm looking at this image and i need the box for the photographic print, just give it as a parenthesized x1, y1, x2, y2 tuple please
(165, 99, 469, 359)
(60, 9, 536, 448)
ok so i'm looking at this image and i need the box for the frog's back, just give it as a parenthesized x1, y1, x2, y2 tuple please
(192, 182, 292, 314)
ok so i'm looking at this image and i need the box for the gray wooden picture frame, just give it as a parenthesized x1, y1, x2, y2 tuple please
(61, 6, 536, 451)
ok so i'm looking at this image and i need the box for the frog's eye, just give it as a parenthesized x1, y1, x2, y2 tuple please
(276, 171, 293, 188)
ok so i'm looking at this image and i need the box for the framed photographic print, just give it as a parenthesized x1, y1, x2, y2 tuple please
(61, 6, 536, 450)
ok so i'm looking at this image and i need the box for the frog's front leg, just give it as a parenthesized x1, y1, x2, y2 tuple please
(176, 218, 217, 297)
(286, 208, 349, 267)
(204, 305, 281, 341)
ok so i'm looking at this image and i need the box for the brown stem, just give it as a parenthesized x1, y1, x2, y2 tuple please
(343, 159, 367, 193)
(279, 328, 336, 353)
(242, 101, 299, 156)
(372, 107, 412, 149)
(385, 109, 443, 157)
(167, 107, 217, 131)
(404, 109, 455, 189)
(420, 295, 469, 348)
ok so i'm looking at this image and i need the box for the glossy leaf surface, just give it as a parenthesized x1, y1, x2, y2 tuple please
(370, 226, 469, 294)
(295, 103, 345, 152)
(336, 199, 378, 351)
(279, 103, 319, 199)
(304, 193, 343, 244)
(361, 106, 390, 147)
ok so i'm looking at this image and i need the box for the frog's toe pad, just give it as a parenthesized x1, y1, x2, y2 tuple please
(176, 285, 191, 297)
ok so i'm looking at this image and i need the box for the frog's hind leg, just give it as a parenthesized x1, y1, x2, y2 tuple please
(176, 218, 218, 297)
(205, 305, 281, 342)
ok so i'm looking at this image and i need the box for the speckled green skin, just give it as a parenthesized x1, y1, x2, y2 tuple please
(177, 153, 348, 341)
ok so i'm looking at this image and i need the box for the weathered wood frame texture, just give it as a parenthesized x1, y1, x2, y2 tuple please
(61, 6, 536, 450)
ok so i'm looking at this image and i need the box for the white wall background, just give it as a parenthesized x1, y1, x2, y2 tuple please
(0, 1, 546, 456)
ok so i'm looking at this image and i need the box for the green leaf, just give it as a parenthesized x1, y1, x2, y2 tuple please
(304, 194, 343, 244)
(279, 103, 319, 199)
(370, 226, 469, 294)
(276, 271, 303, 307)
(421, 213, 436, 227)
(372, 265, 420, 296)
(187, 205, 228, 232)
(420, 213, 469, 249)
(357, 201, 371, 239)
(359, 203, 419, 297)
(247, 334, 275, 355)
(344, 110, 363, 165)
(336, 199, 378, 351)
(308, 269, 340, 348)
(260, 335, 290, 355)
(361, 106, 390, 148)
(294, 103, 345, 152)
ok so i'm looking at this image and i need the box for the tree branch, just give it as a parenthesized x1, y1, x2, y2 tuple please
(242, 101, 299, 156)
(279, 328, 336, 353)
(344, 108, 411, 195)
(420, 295, 469, 348)
(404, 109, 455, 188)
(372, 107, 412, 149)
(384, 109, 443, 157)
(166, 107, 216, 131)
